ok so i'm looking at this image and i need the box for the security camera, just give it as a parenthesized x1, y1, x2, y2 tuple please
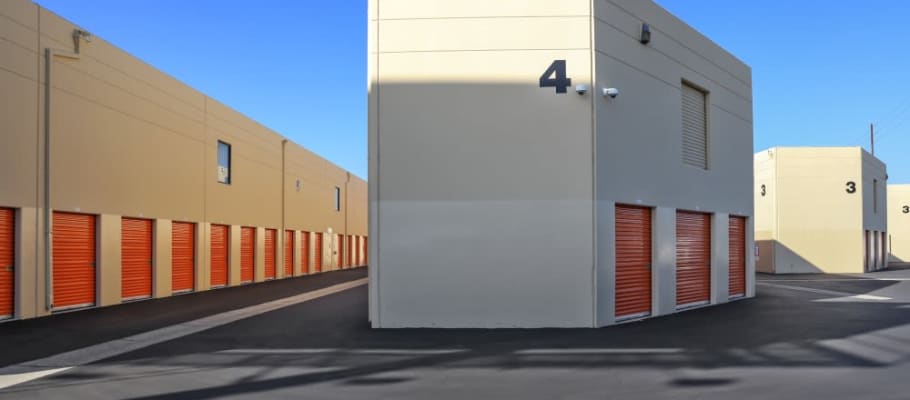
(575, 84, 589, 95)
(603, 88, 620, 98)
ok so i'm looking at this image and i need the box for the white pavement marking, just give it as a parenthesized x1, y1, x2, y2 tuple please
(219, 349, 468, 356)
(758, 278, 910, 282)
(757, 282, 895, 302)
(0, 278, 368, 391)
(514, 348, 684, 355)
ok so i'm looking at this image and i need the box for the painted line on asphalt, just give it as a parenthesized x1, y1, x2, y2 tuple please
(0, 278, 368, 391)
(515, 348, 684, 355)
(220, 349, 468, 356)
(757, 282, 893, 301)
(758, 278, 910, 282)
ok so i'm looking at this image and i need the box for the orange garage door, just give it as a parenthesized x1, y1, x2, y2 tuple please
(284, 230, 294, 277)
(364, 237, 368, 265)
(122, 218, 153, 300)
(729, 216, 746, 298)
(53, 212, 96, 310)
(241, 227, 255, 283)
(313, 233, 323, 273)
(264, 229, 276, 280)
(0, 208, 13, 319)
(337, 235, 344, 270)
(615, 205, 652, 320)
(172, 222, 195, 293)
(301, 232, 310, 274)
(676, 211, 711, 308)
(210, 224, 228, 288)
(355, 236, 361, 266)
(347, 235, 353, 268)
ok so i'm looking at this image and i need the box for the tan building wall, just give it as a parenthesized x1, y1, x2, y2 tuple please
(888, 185, 910, 263)
(370, 0, 753, 328)
(754, 147, 887, 274)
(0, 0, 367, 321)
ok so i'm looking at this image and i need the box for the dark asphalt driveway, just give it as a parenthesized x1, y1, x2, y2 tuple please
(1, 268, 909, 399)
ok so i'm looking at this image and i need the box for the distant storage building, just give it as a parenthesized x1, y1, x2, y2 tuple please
(755, 147, 887, 274)
(0, 0, 367, 322)
(888, 184, 910, 264)
(368, 0, 754, 328)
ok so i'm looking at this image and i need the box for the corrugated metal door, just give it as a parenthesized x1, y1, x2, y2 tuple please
(240, 227, 255, 283)
(52, 212, 96, 310)
(210, 224, 228, 288)
(121, 218, 153, 300)
(301, 232, 310, 274)
(676, 211, 711, 308)
(284, 230, 294, 277)
(313, 233, 323, 273)
(337, 234, 344, 269)
(364, 237, 368, 265)
(682, 83, 708, 169)
(0, 208, 13, 319)
(264, 229, 276, 280)
(171, 222, 195, 293)
(347, 235, 353, 268)
(615, 205, 652, 320)
(355, 236, 361, 266)
(728, 216, 746, 298)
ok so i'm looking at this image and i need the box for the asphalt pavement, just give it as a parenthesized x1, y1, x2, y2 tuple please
(1, 266, 909, 399)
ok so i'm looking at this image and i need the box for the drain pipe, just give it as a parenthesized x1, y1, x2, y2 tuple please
(44, 29, 90, 311)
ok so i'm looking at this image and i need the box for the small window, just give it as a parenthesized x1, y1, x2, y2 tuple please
(217, 141, 231, 184)
(681, 82, 708, 169)
(334, 187, 341, 211)
(873, 179, 879, 213)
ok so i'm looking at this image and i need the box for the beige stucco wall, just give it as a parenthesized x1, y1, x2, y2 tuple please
(0, 0, 367, 320)
(754, 147, 887, 274)
(370, 0, 753, 328)
(754, 149, 776, 273)
(888, 185, 910, 263)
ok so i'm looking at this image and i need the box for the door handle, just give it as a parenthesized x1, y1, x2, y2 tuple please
(2, 266, 11, 272)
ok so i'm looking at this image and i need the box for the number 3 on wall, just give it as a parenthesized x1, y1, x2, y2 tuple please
(846, 181, 856, 194)
(903, 205, 909, 214)
(539, 60, 572, 94)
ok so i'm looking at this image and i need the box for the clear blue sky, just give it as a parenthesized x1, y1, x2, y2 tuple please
(36, 1, 910, 183)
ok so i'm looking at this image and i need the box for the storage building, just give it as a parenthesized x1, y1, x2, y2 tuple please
(888, 184, 910, 264)
(0, 0, 367, 322)
(368, 0, 754, 328)
(755, 147, 887, 274)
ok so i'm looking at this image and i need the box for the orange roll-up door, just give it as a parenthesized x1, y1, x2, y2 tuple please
(337, 234, 344, 269)
(355, 236, 361, 266)
(728, 216, 746, 298)
(364, 237, 368, 265)
(313, 233, 323, 273)
(52, 212, 96, 310)
(121, 218, 153, 300)
(301, 232, 310, 274)
(172, 222, 195, 293)
(347, 235, 353, 268)
(0, 208, 14, 319)
(284, 230, 294, 277)
(615, 205, 652, 320)
(210, 224, 228, 288)
(676, 211, 711, 308)
(264, 229, 276, 280)
(240, 227, 255, 283)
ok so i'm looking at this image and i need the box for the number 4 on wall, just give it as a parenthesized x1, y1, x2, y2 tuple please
(539, 60, 572, 94)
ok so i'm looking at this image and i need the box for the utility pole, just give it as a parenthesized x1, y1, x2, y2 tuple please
(870, 123, 875, 156)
